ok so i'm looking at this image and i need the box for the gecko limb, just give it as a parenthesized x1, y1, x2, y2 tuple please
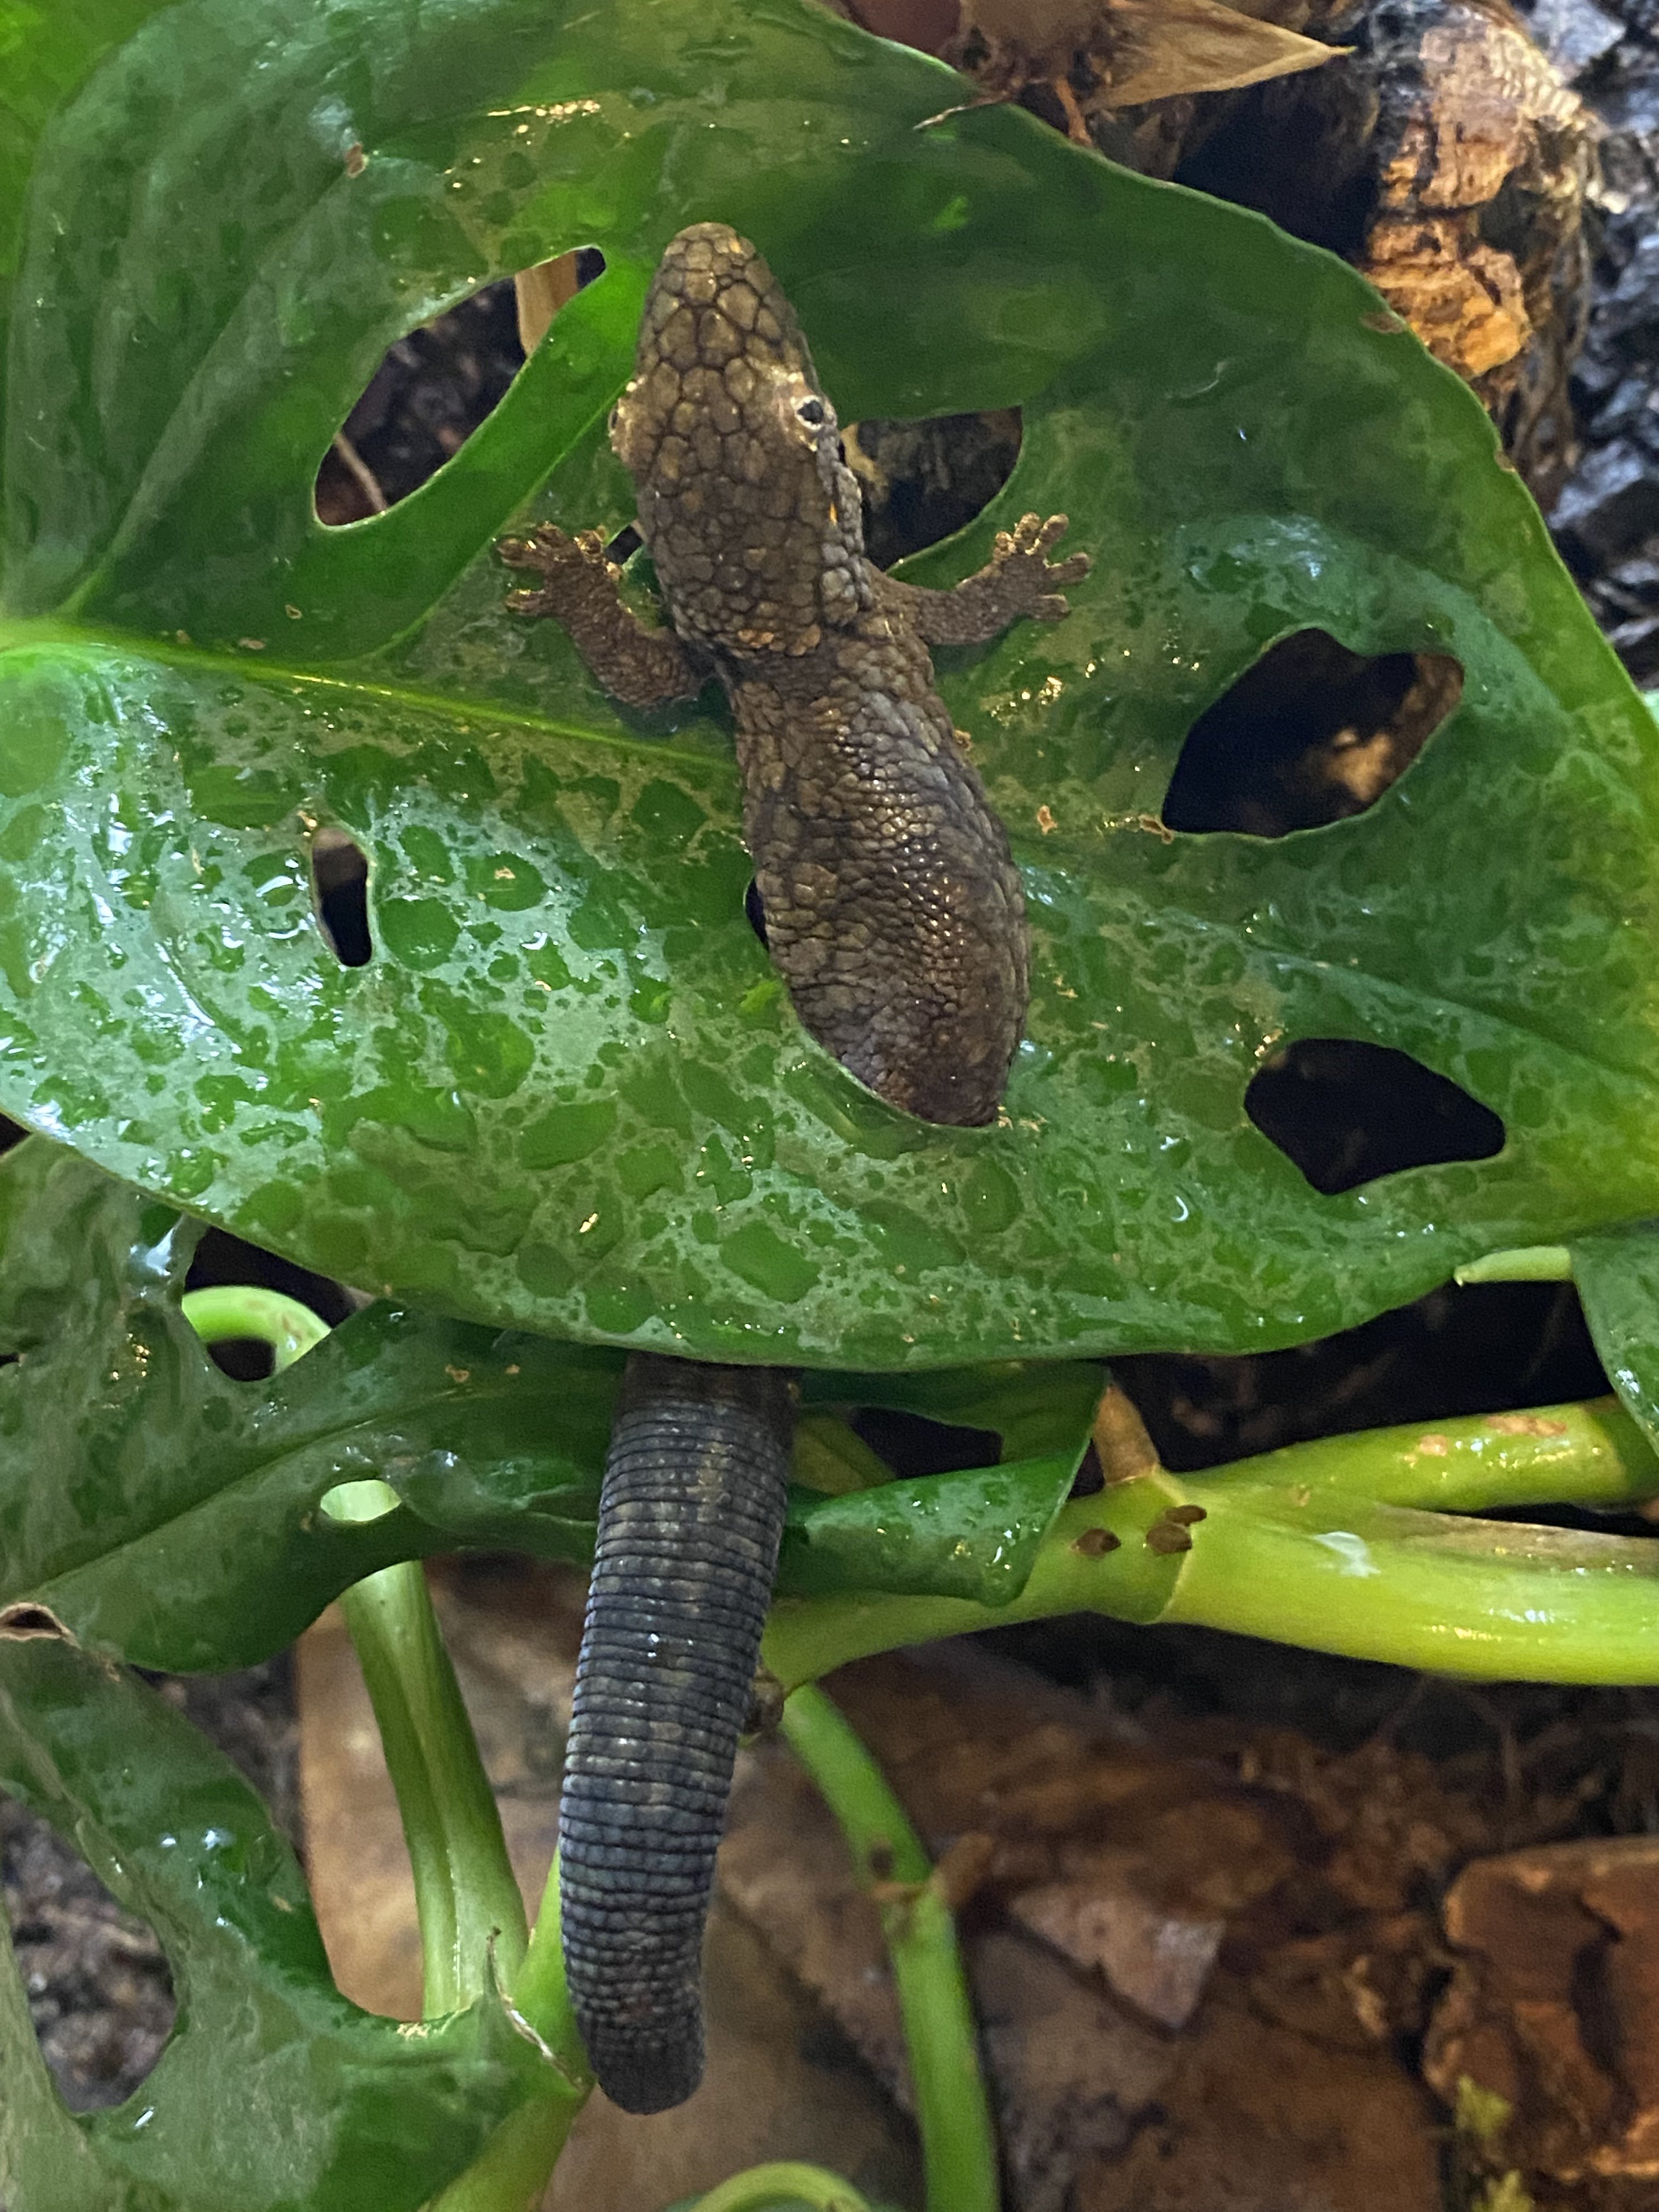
(889, 511, 1090, 647)
(498, 524, 702, 709)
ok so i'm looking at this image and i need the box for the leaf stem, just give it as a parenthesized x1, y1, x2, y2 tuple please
(330, 1505, 529, 2014)
(179, 1283, 331, 1368)
(186, 1282, 581, 2210)
(1454, 1246, 1573, 1285)
(687, 2162, 877, 2211)
(422, 2090, 583, 2212)
(764, 1396, 1659, 1692)
(781, 1685, 998, 2212)
(182, 1286, 529, 2017)
(422, 1859, 592, 2212)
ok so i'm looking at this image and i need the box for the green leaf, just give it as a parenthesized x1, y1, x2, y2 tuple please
(783, 1362, 1101, 1604)
(0, 1634, 550, 2212)
(1571, 1220, 1659, 1447)
(0, 1133, 606, 1668)
(3, 0, 1657, 1369)
(0, 1140, 1099, 1667)
(0, 0, 183, 501)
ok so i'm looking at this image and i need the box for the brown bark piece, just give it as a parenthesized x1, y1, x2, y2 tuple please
(845, 0, 1593, 496)
(1171, 0, 1594, 493)
(1360, 6, 1592, 422)
(1011, 1865, 1225, 2029)
(1425, 1835, 1659, 2181)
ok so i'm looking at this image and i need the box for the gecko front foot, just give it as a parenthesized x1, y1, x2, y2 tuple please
(497, 524, 614, 619)
(990, 512, 1092, 622)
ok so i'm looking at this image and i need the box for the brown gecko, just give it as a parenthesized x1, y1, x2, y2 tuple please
(498, 221, 1086, 2114)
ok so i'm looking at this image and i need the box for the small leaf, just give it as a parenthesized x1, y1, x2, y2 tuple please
(779, 1450, 1091, 1605)
(0, 1635, 550, 2212)
(1571, 1219, 1659, 1446)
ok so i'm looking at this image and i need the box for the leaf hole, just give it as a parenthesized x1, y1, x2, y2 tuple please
(310, 828, 373, 968)
(0, 1604, 69, 1641)
(186, 1228, 357, 1328)
(1163, 631, 1463, 837)
(1246, 1039, 1505, 1196)
(744, 877, 769, 948)
(851, 1407, 1002, 1477)
(1068, 1442, 1105, 1497)
(313, 249, 606, 526)
(847, 408, 1023, 571)
(3, 1804, 175, 2110)
(319, 1480, 399, 1525)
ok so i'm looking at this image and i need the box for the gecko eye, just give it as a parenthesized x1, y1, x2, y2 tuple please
(795, 397, 826, 428)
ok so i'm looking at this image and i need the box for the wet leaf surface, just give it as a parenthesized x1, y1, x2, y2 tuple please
(0, 1634, 547, 2212)
(1571, 1218, 1659, 1444)
(1, 0, 1655, 1369)
(0, 1141, 1098, 1670)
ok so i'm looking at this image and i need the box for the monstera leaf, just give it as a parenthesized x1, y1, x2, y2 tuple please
(0, 1139, 1098, 1670)
(0, 1633, 555, 2212)
(1, 0, 1656, 1371)
(1573, 1221, 1659, 1448)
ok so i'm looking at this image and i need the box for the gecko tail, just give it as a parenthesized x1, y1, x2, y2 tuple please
(559, 1352, 795, 2113)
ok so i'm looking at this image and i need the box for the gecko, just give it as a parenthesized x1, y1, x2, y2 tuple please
(498, 221, 1087, 2113)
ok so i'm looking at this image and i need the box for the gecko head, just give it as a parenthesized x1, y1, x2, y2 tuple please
(610, 223, 871, 654)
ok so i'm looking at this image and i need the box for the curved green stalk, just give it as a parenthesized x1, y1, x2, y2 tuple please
(421, 1858, 592, 2210)
(326, 1481, 529, 2014)
(1454, 1246, 1572, 1285)
(781, 1686, 998, 2212)
(764, 1396, 1659, 1692)
(188, 1286, 585, 2212)
(688, 2163, 877, 2211)
(1186, 1393, 1658, 1511)
(183, 1286, 526, 2015)
(179, 1283, 331, 1367)
(422, 2090, 584, 2212)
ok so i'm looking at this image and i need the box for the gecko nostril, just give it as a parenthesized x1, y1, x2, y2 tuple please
(1246, 1039, 1504, 1195)
(1163, 630, 1463, 838)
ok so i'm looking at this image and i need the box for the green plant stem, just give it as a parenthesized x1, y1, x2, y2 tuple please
(686, 2163, 877, 2211)
(764, 1395, 1659, 1692)
(509, 1853, 589, 2078)
(1189, 1392, 1657, 1511)
(179, 1283, 331, 1367)
(1455, 1246, 1573, 1284)
(781, 1686, 998, 2212)
(422, 2092, 582, 2212)
(328, 1483, 528, 2015)
(186, 1286, 573, 2211)
(425, 1849, 592, 2212)
(183, 1287, 526, 2016)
